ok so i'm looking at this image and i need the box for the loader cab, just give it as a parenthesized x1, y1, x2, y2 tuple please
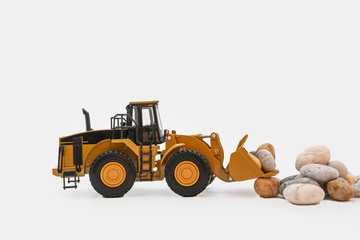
(126, 101, 166, 145)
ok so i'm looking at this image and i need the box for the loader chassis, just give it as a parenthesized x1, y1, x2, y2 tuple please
(53, 100, 278, 197)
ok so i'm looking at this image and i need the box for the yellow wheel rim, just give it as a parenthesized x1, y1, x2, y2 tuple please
(174, 161, 200, 187)
(100, 162, 126, 187)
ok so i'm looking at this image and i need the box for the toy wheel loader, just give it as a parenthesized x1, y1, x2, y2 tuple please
(53, 101, 279, 197)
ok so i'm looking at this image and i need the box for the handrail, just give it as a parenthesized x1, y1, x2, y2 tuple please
(111, 114, 141, 145)
(57, 144, 64, 173)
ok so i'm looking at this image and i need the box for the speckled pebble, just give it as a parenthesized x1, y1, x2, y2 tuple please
(279, 177, 320, 196)
(300, 164, 339, 183)
(355, 175, 360, 183)
(295, 146, 331, 171)
(280, 175, 298, 186)
(255, 149, 276, 173)
(351, 183, 360, 197)
(294, 174, 304, 180)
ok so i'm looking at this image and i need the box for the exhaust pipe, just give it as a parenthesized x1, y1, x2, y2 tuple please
(82, 108, 93, 131)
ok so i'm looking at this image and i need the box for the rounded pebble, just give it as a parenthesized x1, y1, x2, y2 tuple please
(279, 177, 320, 196)
(300, 164, 339, 183)
(249, 154, 262, 170)
(280, 175, 298, 186)
(355, 175, 360, 183)
(327, 178, 355, 201)
(254, 177, 280, 198)
(345, 175, 356, 185)
(257, 143, 276, 159)
(283, 184, 325, 205)
(328, 161, 348, 178)
(294, 174, 304, 180)
(295, 146, 330, 171)
(255, 149, 276, 172)
(351, 183, 360, 197)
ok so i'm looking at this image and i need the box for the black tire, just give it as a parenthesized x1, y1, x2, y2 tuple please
(208, 175, 215, 185)
(89, 151, 135, 197)
(165, 150, 211, 197)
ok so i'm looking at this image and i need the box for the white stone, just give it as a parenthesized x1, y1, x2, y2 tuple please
(328, 161, 348, 178)
(295, 146, 330, 171)
(283, 184, 325, 205)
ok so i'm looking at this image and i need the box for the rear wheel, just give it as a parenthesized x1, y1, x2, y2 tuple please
(90, 151, 135, 197)
(165, 150, 211, 197)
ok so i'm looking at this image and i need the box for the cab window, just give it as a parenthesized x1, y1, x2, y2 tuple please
(142, 106, 154, 126)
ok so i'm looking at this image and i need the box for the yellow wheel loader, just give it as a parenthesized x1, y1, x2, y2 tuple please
(52, 100, 279, 197)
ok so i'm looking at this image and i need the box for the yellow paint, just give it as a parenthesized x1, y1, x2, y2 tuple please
(85, 140, 111, 168)
(174, 161, 200, 187)
(100, 162, 126, 187)
(129, 100, 159, 105)
(156, 143, 184, 180)
(53, 100, 279, 186)
(159, 133, 231, 182)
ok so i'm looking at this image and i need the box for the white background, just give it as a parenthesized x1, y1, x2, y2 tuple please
(1, 0, 360, 239)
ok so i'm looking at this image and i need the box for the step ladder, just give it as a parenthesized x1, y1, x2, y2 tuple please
(62, 171, 80, 189)
(139, 144, 153, 181)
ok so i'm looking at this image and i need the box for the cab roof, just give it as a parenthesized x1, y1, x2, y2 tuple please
(129, 100, 159, 105)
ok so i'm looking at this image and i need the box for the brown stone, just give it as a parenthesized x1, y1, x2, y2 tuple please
(327, 178, 355, 201)
(257, 143, 276, 159)
(345, 175, 356, 185)
(254, 177, 280, 198)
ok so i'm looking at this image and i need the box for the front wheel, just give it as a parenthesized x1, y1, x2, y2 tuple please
(165, 150, 211, 197)
(89, 151, 135, 197)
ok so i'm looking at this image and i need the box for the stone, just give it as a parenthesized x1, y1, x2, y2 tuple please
(283, 184, 325, 205)
(254, 177, 280, 198)
(300, 164, 339, 183)
(345, 175, 356, 185)
(295, 145, 331, 171)
(249, 154, 262, 170)
(279, 177, 320, 195)
(327, 178, 355, 201)
(294, 174, 304, 180)
(280, 175, 298, 186)
(355, 175, 360, 183)
(328, 161, 348, 178)
(257, 143, 276, 159)
(255, 149, 276, 172)
(351, 183, 360, 197)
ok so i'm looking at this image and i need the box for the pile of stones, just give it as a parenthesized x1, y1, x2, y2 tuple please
(253, 145, 360, 205)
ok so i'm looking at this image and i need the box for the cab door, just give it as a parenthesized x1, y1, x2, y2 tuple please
(129, 104, 156, 145)
(138, 105, 156, 145)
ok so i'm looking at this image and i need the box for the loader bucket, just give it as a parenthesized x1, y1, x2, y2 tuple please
(227, 135, 279, 181)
